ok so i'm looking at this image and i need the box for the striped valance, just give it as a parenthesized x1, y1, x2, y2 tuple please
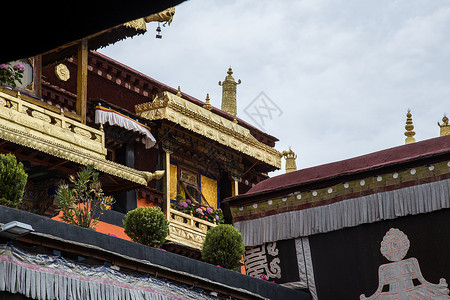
(234, 178, 450, 247)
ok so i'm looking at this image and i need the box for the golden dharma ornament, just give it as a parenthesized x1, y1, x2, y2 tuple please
(55, 63, 70, 81)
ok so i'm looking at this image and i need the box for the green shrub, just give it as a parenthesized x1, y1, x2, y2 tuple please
(0, 153, 27, 208)
(56, 164, 114, 229)
(123, 206, 169, 247)
(201, 224, 245, 271)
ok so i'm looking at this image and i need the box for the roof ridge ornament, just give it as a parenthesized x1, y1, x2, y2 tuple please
(203, 93, 212, 110)
(404, 109, 416, 144)
(218, 67, 241, 117)
(282, 148, 297, 173)
(438, 115, 450, 136)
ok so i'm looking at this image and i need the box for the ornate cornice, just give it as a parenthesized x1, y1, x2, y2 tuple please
(0, 90, 162, 186)
(136, 92, 282, 169)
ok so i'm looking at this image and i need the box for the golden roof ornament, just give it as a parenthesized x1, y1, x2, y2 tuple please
(218, 67, 241, 117)
(438, 115, 450, 136)
(282, 148, 297, 173)
(404, 109, 416, 144)
(203, 93, 212, 110)
(176, 86, 182, 97)
(144, 7, 175, 25)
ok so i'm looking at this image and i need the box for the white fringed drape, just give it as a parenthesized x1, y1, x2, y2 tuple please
(235, 178, 450, 247)
(0, 245, 213, 300)
(95, 105, 156, 149)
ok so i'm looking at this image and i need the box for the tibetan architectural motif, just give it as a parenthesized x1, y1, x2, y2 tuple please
(439, 115, 450, 136)
(167, 209, 216, 249)
(360, 228, 450, 300)
(136, 91, 281, 169)
(31, 50, 281, 253)
(404, 110, 416, 144)
(218, 67, 241, 117)
(282, 148, 297, 173)
(0, 88, 159, 186)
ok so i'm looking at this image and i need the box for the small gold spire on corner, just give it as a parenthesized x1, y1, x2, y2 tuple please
(176, 86, 182, 97)
(203, 93, 212, 110)
(438, 115, 450, 136)
(282, 148, 297, 173)
(233, 117, 238, 124)
(404, 109, 416, 144)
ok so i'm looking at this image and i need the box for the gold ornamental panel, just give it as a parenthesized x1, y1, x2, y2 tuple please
(136, 91, 282, 169)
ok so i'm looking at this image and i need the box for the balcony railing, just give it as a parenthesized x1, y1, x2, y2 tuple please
(166, 207, 216, 249)
(0, 89, 106, 158)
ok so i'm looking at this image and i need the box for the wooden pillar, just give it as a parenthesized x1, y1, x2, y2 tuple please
(76, 38, 88, 124)
(163, 149, 171, 218)
(232, 180, 239, 196)
(231, 174, 240, 196)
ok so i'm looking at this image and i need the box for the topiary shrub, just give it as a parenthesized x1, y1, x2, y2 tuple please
(201, 224, 245, 271)
(0, 153, 27, 208)
(123, 206, 169, 247)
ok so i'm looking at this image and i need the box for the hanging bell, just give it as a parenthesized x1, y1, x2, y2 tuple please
(156, 23, 162, 39)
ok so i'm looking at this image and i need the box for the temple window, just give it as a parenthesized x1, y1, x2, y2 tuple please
(170, 164, 219, 209)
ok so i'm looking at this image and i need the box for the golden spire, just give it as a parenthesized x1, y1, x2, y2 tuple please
(282, 148, 297, 173)
(218, 67, 241, 117)
(438, 115, 450, 136)
(203, 93, 212, 110)
(404, 109, 416, 144)
(176, 86, 182, 97)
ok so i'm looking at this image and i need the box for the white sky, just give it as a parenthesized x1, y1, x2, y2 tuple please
(100, 0, 450, 177)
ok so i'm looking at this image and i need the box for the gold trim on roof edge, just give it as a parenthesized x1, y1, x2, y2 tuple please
(0, 90, 161, 186)
(135, 92, 282, 169)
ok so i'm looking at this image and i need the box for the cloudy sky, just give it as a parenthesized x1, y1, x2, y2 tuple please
(101, 0, 450, 176)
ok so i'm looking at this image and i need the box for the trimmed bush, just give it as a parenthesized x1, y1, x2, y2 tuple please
(201, 224, 245, 271)
(0, 153, 27, 208)
(123, 206, 169, 247)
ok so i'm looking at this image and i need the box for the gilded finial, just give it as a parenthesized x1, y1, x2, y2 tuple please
(438, 115, 450, 136)
(16, 91, 21, 99)
(282, 148, 297, 173)
(404, 109, 416, 144)
(176, 86, 182, 97)
(218, 66, 241, 117)
(203, 93, 212, 110)
(233, 117, 238, 124)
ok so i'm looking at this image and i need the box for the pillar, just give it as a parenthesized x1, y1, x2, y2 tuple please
(163, 149, 172, 218)
(76, 38, 88, 124)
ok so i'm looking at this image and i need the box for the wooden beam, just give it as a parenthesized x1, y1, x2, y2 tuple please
(76, 38, 88, 124)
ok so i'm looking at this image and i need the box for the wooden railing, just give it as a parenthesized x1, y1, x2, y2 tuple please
(166, 207, 216, 250)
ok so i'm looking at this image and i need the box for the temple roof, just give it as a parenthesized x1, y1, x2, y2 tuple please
(92, 51, 279, 148)
(225, 134, 450, 204)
